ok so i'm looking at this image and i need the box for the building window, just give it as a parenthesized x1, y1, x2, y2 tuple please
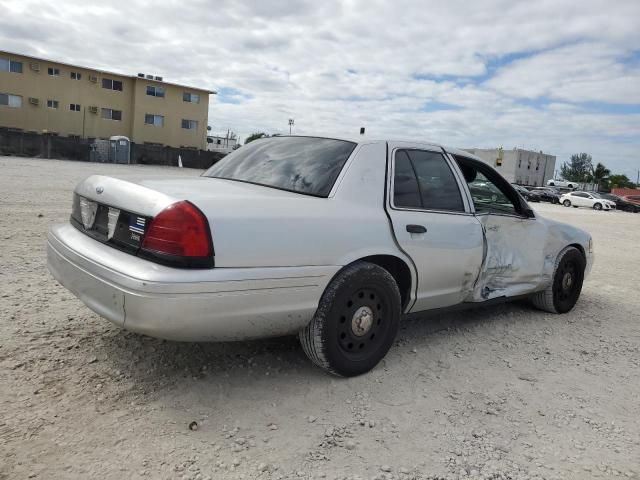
(102, 78, 123, 91)
(70, 71, 82, 80)
(181, 119, 198, 129)
(69, 103, 81, 112)
(144, 113, 164, 127)
(101, 108, 122, 121)
(0, 93, 22, 108)
(527, 159, 531, 170)
(47, 67, 60, 76)
(536, 159, 540, 171)
(183, 92, 200, 103)
(146, 85, 165, 97)
(0, 58, 23, 73)
(47, 99, 59, 109)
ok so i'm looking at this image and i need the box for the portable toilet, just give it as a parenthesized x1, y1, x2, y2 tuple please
(109, 136, 130, 164)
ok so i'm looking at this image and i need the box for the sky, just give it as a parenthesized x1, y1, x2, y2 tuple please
(1, 0, 639, 179)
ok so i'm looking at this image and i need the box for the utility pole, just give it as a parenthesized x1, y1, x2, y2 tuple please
(636, 169, 639, 188)
(288, 118, 294, 135)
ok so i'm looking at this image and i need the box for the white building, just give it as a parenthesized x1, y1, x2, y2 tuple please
(206, 133, 238, 154)
(464, 148, 556, 186)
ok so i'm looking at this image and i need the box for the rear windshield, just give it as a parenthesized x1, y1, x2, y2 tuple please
(203, 136, 357, 197)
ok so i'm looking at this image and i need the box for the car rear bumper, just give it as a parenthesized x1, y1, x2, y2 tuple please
(47, 224, 337, 341)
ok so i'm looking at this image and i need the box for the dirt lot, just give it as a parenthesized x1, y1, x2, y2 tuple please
(1, 157, 639, 480)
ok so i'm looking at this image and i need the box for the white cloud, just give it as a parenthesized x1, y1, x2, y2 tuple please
(487, 43, 640, 104)
(1, 0, 639, 177)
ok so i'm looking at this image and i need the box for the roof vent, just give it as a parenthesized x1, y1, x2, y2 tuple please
(145, 74, 154, 80)
(155, 76, 163, 81)
(137, 73, 144, 78)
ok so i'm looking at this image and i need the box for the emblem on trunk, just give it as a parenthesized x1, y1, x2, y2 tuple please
(96, 186, 104, 194)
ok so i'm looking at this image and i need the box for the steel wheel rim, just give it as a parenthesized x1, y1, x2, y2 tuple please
(554, 259, 578, 303)
(337, 286, 390, 360)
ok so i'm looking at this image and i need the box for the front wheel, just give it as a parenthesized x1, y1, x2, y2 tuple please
(593, 203, 602, 211)
(530, 246, 586, 313)
(299, 261, 401, 377)
(563, 200, 571, 207)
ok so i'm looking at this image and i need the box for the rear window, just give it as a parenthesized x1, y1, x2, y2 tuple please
(203, 136, 356, 197)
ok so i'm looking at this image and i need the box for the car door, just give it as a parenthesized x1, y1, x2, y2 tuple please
(573, 192, 590, 207)
(585, 194, 597, 207)
(450, 154, 549, 300)
(386, 143, 484, 311)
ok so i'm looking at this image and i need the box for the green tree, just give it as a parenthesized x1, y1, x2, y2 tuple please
(560, 153, 592, 182)
(244, 132, 268, 144)
(608, 174, 635, 189)
(588, 162, 611, 191)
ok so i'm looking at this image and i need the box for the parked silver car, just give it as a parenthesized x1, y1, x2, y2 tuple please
(48, 136, 593, 376)
(547, 178, 578, 189)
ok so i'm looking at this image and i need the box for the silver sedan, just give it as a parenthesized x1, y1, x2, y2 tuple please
(48, 136, 593, 376)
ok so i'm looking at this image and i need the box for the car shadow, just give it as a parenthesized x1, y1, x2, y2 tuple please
(87, 298, 546, 399)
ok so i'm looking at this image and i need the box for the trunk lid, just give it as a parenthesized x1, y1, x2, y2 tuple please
(71, 174, 310, 265)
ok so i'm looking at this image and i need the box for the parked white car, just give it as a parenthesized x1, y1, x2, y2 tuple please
(47, 136, 594, 376)
(547, 179, 577, 189)
(560, 191, 616, 210)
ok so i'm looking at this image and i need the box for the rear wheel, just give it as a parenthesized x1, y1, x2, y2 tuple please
(563, 200, 571, 207)
(593, 203, 602, 210)
(530, 246, 586, 313)
(299, 261, 401, 377)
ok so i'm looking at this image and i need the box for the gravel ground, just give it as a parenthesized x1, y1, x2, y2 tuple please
(1, 157, 639, 480)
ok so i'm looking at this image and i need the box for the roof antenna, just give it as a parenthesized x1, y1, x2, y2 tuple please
(360, 127, 365, 135)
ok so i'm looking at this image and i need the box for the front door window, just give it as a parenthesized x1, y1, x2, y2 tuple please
(455, 160, 522, 216)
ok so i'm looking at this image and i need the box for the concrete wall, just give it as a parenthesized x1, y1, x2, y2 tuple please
(0, 128, 223, 168)
(0, 51, 210, 149)
(464, 148, 556, 186)
(611, 188, 640, 197)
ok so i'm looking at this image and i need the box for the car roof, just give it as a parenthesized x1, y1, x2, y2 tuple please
(277, 135, 485, 161)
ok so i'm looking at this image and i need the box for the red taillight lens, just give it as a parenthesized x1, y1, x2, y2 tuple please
(142, 201, 212, 258)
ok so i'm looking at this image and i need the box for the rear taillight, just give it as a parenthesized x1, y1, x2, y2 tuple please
(140, 201, 214, 268)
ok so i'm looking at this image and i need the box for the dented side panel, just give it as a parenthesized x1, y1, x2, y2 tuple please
(467, 214, 590, 302)
(469, 215, 548, 301)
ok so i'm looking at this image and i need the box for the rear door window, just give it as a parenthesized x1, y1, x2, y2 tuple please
(406, 150, 464, 212)
(393, 151, 421, 208)
(393, 149, 464, 212)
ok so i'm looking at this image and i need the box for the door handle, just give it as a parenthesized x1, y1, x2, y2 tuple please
(406, 224, 427, 234)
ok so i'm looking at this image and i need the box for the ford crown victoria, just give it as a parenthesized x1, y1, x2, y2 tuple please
(47, 136, 594, 376)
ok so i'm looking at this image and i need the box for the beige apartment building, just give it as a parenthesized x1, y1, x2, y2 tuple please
(0, 50, 214, 149)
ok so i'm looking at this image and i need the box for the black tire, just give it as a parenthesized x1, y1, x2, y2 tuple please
(548, 182, 555, 186)
(530, 246, 586, 314)
(299, 261, 401, 377)
(593, 203, 602, 210)
(563, 200, 571, 207)
(567, 184, 574, 189)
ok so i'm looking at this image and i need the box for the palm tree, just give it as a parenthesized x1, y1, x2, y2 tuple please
(590, 162, 611, 191)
